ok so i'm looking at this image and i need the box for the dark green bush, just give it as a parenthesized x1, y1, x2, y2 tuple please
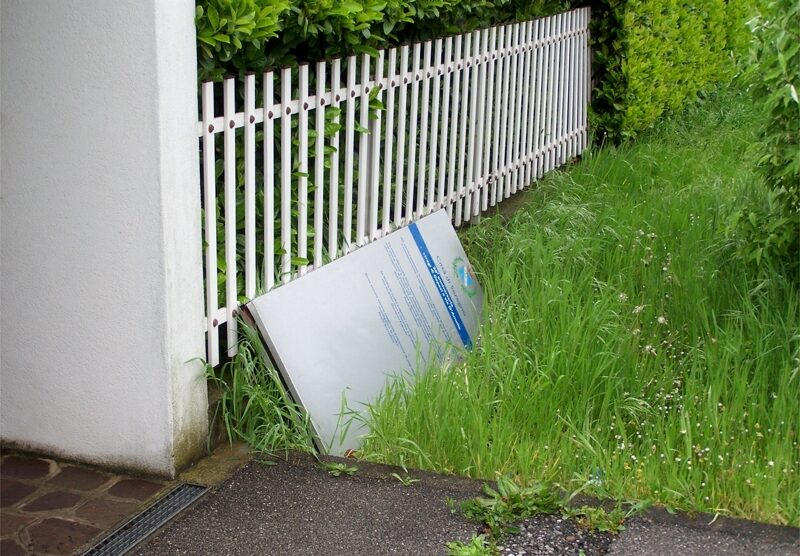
(590, 0, 756, 142)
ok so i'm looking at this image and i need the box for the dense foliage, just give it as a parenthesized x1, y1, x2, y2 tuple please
(196, 0, 570, 82)
(729, 0, 799, 276)
(590, 0, 756, 142)
(196, 1, 755, 141)
(750, 0, 800, 207)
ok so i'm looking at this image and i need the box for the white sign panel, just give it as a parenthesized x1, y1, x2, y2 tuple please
(247, 210, 483, 455)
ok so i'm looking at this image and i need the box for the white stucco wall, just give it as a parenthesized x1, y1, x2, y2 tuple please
(0, 0, 207, 476)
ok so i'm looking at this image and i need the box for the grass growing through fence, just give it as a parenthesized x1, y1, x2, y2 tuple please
(206, 322, 317, 454)
(359, 89, 800, 526)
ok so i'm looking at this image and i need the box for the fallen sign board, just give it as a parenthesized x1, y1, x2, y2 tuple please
(247, 209, 483, 455)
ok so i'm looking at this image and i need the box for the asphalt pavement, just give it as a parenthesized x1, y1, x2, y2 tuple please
(131, 452, 799, 555)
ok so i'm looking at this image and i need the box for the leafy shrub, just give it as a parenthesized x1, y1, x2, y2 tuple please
(590, 0, 757, 142)
(195, 0, 571, 81)
(747, 0, 800, 212)
(730, 0, 800, 276)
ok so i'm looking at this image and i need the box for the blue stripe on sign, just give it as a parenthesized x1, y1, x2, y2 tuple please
(408, 222, 473, 349)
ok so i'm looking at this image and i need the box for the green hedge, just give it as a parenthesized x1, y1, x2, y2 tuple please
(196, 1, 754, 142)
(590, 0, 755, 142)
(196, 0, 570, 82)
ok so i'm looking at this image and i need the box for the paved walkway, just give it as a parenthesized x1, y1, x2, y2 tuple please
(0, 452, 169, 555)
(2, 447, 798, 555)
(135, 451, 798, 556)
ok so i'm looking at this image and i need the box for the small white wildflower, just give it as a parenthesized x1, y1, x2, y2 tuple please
(618, 292, 629, 302)
(656, 315, 668, 325)
(633, 305, 646, 315)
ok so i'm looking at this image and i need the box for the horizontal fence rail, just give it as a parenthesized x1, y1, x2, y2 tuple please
(198, 7, 591, 365)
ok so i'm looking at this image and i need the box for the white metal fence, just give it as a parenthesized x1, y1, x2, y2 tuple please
(198, 7, 591, 365)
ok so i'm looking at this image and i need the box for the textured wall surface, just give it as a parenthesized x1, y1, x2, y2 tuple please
(0, 0, 207, 476)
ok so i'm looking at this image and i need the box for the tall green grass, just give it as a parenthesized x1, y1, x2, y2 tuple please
(206, 322, 317, 454)
(359, 90, 800, 525)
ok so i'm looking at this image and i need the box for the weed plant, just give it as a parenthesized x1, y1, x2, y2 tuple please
(360, 89, 800, 525)
(206, 321, 317, 454)
(318, 461, 359, 476)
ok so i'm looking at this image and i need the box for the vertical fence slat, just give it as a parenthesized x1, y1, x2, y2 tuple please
(426, 39, 443, 215)
(357, 54, 371, 246)
(473, 27, 489, 217)
(406, 43, 421, 222)
(455, 33, 471, 226)
(511, 23, 523, 195)
(447, 35, 463, 219)
(507, 24, 520, 198)
(482, 27, 497, 212)
(553, 14, 565, 170)
(394, 46, 409, 227)
(280, 68, 292, 284)
(491, 26, 505, 207)
(464, 31, 481, 222)
(369, 51, 384, 240)
(545, 16, 557, 175)
(343, 56, 357, 252)
(526, 21, 539, 186)
(244, 74, 256, 300)
(539, 18, 549, 177)
(536, 18, 548, 179)
(382, 49, 397, 235)
(556, 13, 567, 166)
(298, 65, 309, 275)
(518, 22, 532, 190)
(560, 13, 568, 163)
(223, 78, 238, 356)
(328, 59, 342, 261)
(567, 12, 576, 160)
(503, 25, 515, 199)
(498, 26, 511, 202)
(416, 41, 432, 217)
(264, 72, 275, 292)
(565, 12, 575, 160)
(437, 37, 453, 211)
(201, 82, 219, 367)
(314, 61, 326, 268)
(544, 17, 554, 174)
(582, 10, 589, 151)
(583, 8, 591, 152)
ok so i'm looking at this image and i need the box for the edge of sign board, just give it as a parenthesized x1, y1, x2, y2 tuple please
(245, 302, 328, 453)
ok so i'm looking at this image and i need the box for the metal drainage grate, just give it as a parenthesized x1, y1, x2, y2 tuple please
(82, 483, 208, 556)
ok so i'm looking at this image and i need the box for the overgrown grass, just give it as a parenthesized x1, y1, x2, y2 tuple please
(206, 322, 317, 455)
(359, 89, 800, 526)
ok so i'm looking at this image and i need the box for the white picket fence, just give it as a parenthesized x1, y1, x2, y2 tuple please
(198, 7, 591, 365)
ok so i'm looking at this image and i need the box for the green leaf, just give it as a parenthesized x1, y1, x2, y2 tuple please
(207, 5, 220, 29)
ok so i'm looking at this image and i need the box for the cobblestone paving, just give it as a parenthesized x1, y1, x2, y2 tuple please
(1, 452, 170, 555)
